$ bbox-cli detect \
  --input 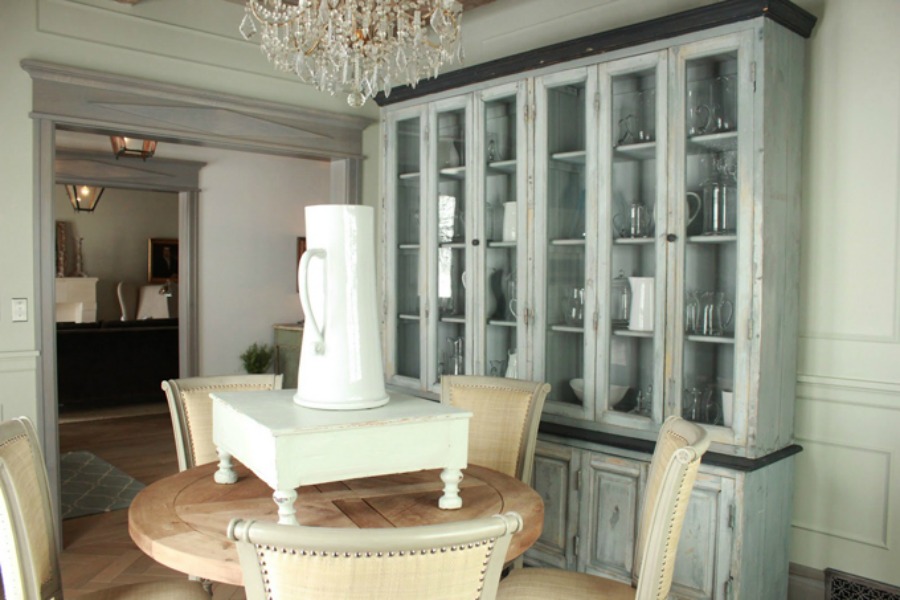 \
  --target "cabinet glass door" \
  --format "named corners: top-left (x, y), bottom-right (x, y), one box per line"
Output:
top-left (430, 99), bottom-right (471, 387)
top-left (674, 35), bottom-right (751, 444)
top-left (478, 82), bottom-right (526, 379)
top-left (390, 112), bottom-right (425, 384)
top-left (599, 54), bottom-right (667, 428)
top-left (536, 69), bottom-right (596, 418)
